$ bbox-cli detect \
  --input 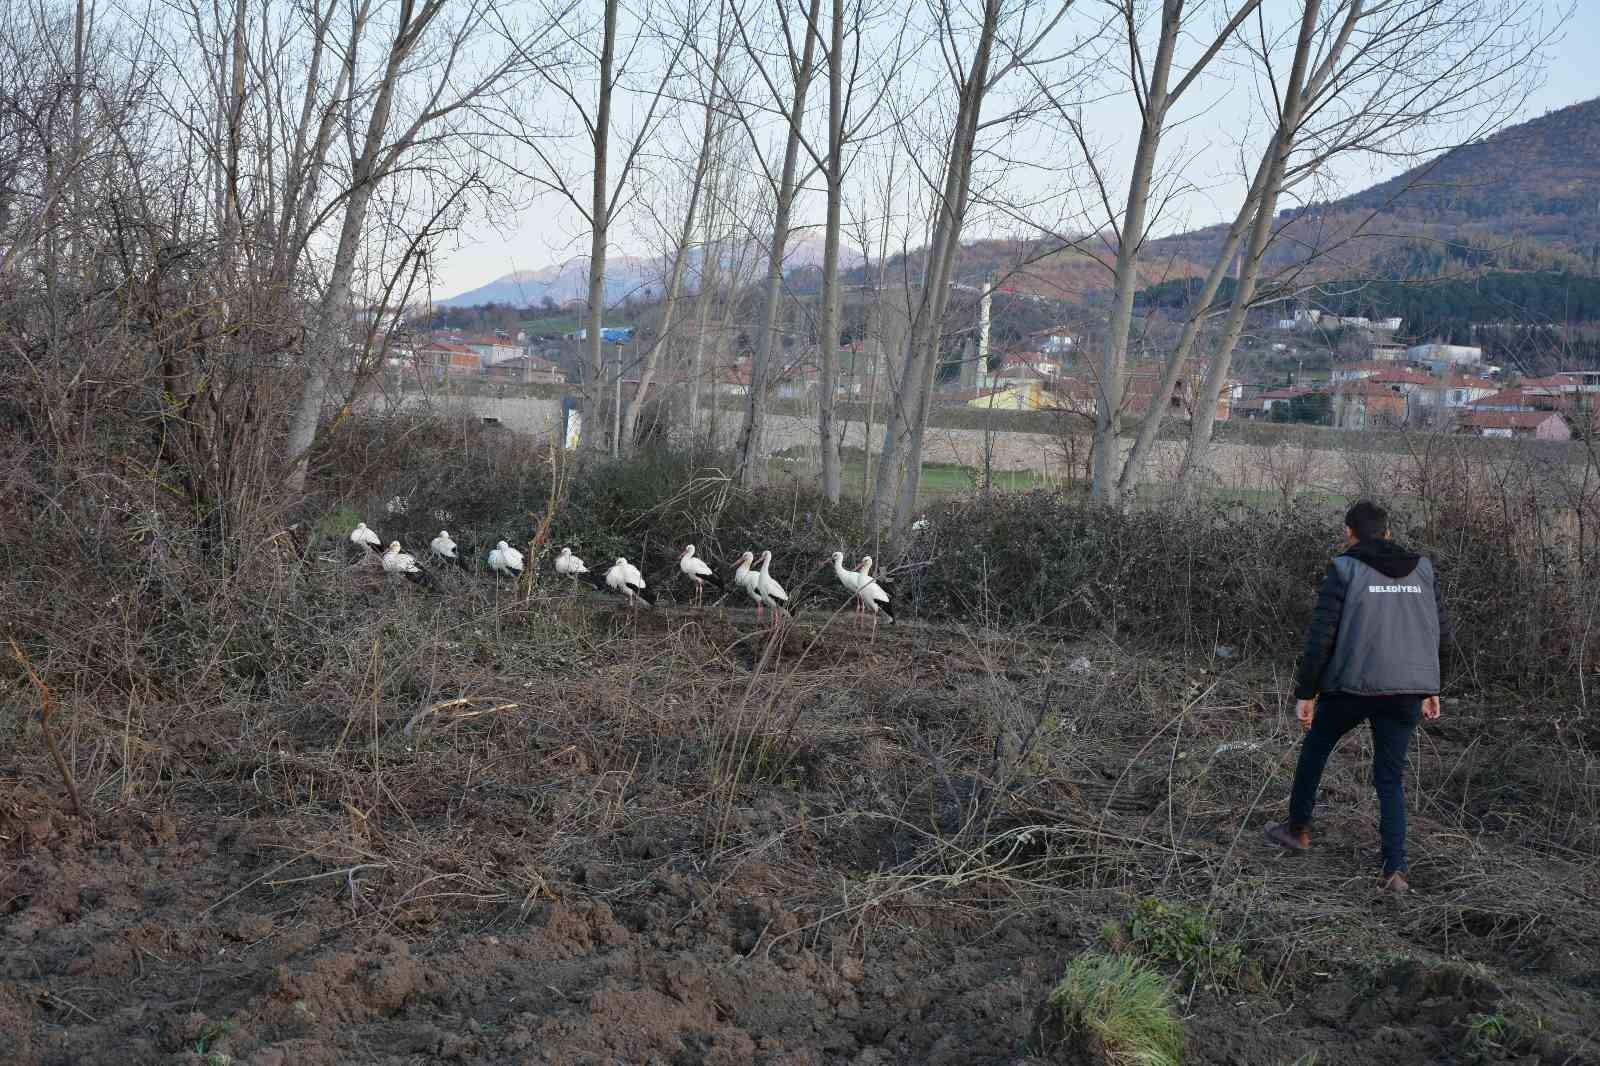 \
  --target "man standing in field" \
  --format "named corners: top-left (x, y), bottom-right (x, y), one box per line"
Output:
top-left (1265, 500), bottom-right (1443, 894)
